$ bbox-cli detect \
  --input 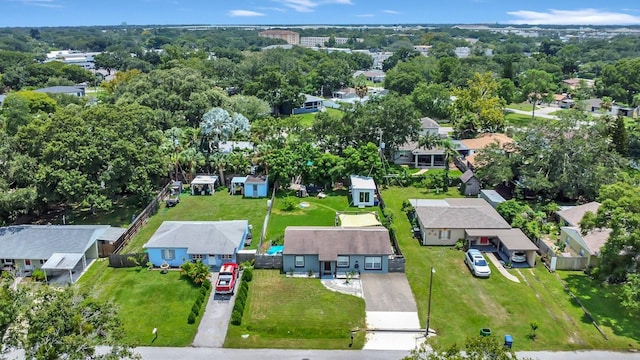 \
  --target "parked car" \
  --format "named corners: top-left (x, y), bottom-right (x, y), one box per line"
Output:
top-left (464, 249), bottom-right (491, 278)
top-left (215, 263), bottom-right (239, 295)
top-left (511, 251), bottom-right (527, 263)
